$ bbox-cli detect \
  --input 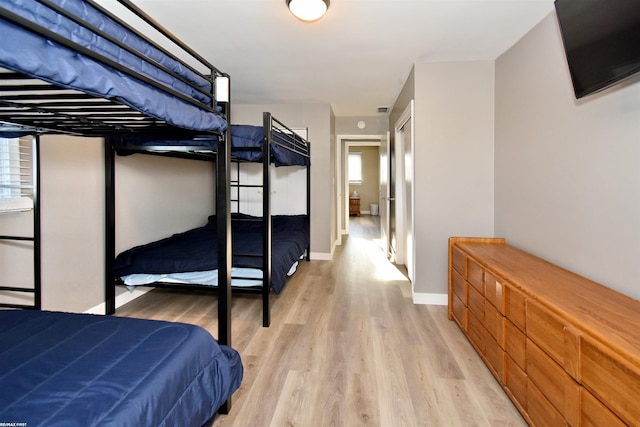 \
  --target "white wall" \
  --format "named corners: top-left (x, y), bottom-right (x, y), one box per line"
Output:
top-left (115, 154), bottom-right (214, 253)
top-left (0, 136), bottom-right (104, 311)
top-left (40, 136), bottom-right (104, 312)
top-left (335, 116), bottom-right (389, 135)
top-left (495, 13), bottom-right (640, 300)
top-left (412, 61), bottom-right (495, 298)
